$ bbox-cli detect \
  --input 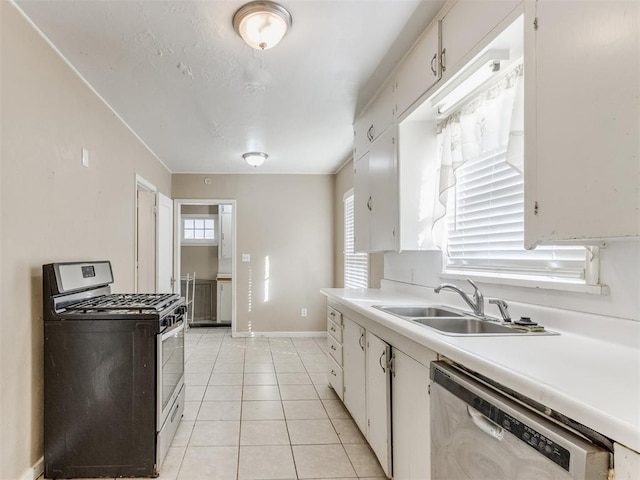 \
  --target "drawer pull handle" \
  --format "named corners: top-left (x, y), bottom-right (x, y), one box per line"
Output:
top-left (330, 326), bottom-right (336, 332)
top-left (331, 370), bottom-right (337, 377)
top-left (430, 53), bottom-right (437, 76)
top-left (330, 311), bottom-right (335, 318)
top-left (330, 345), bottom-right (336, 351)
